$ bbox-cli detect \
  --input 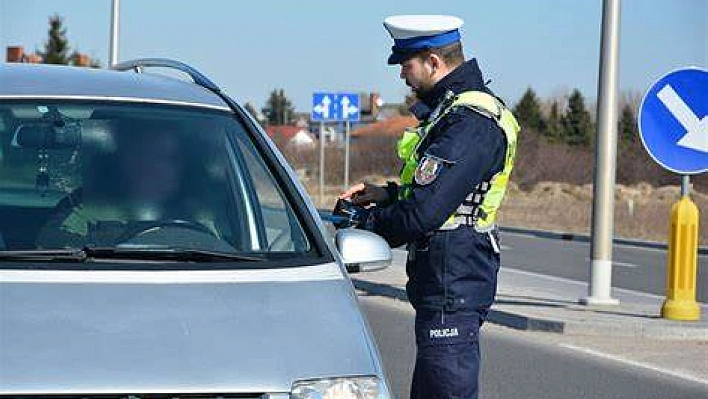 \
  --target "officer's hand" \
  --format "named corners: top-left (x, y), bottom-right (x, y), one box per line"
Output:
top-left (332, 198), bottom-right (371, 229)
top-left (339, 182), bottom-right (389, 206)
